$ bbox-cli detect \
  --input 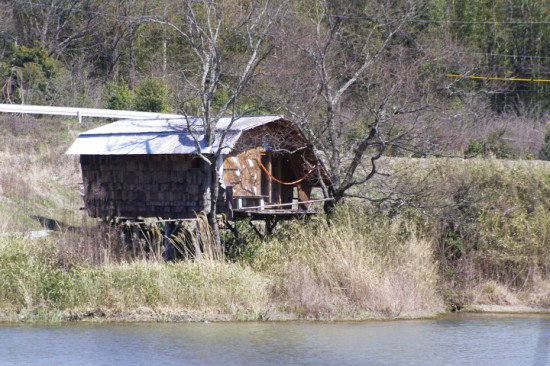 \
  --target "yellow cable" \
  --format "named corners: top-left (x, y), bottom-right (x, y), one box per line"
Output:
top-left (445, 73), bottom-right (550, 83)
